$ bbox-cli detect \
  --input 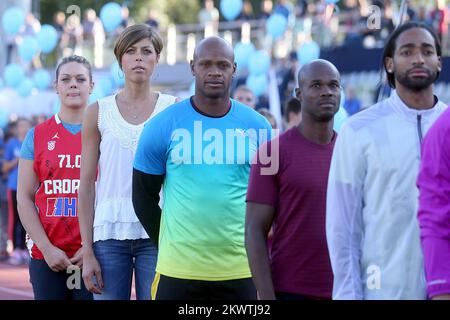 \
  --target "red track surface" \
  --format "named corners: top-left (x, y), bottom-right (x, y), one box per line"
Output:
top-left (0, 262), bottom-right (33, 300)
top-left (0, 262), bottom-right (137, 300)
